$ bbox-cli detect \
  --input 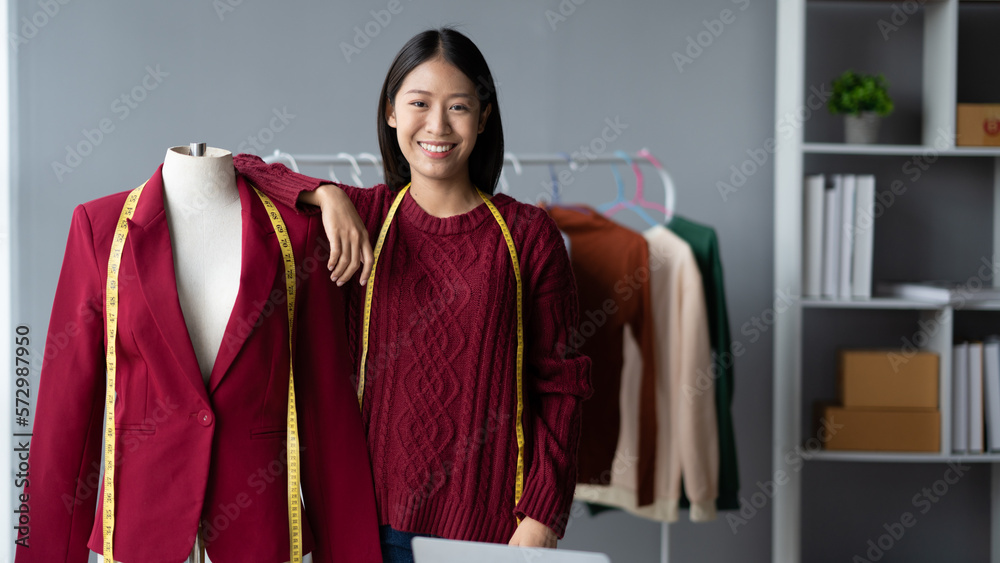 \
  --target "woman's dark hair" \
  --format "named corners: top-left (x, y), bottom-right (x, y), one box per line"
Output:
top-left (377, 27), bottom-right (504, 194)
